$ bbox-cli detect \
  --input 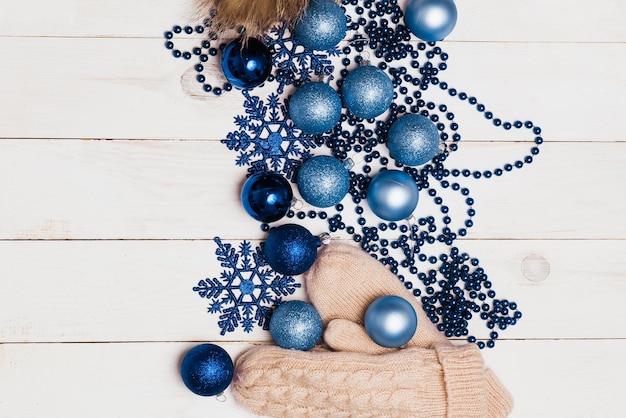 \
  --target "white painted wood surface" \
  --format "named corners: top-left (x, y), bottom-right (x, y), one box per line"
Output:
top-left (1, 0), bottom-right (625, 417)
